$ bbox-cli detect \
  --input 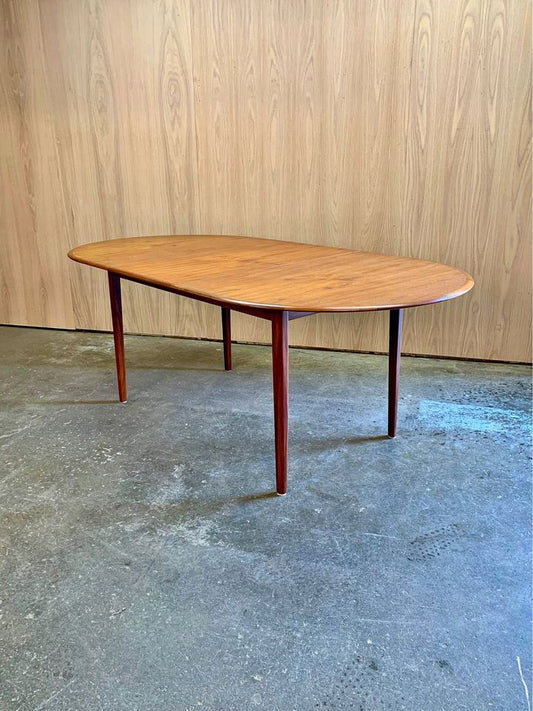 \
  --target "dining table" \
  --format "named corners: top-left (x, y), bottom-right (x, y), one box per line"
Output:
top-left (68, 235), bottom-right (474, 495)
